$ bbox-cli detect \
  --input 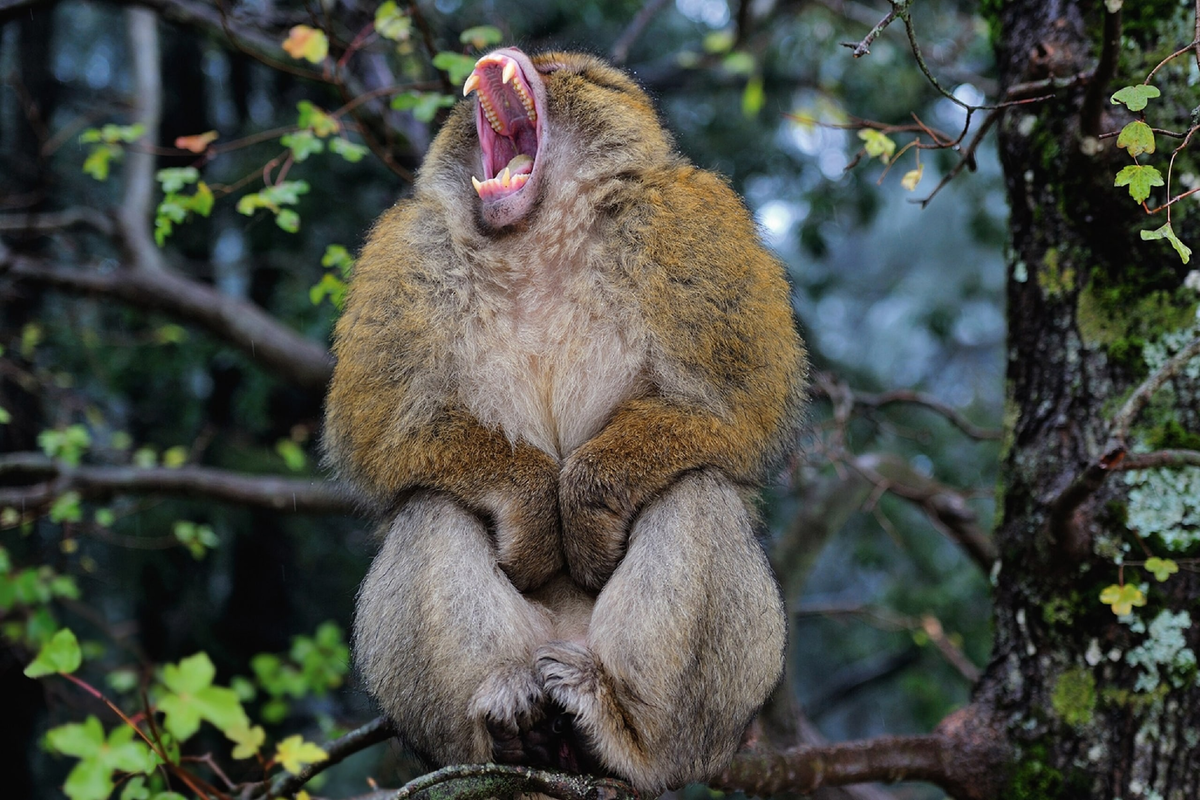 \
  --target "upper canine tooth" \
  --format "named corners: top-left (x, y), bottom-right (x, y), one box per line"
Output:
top-left (463, 73), bottom-right (481, 96)
top-left (502, 61), bottom-right (517, 85)
top-left (471, 176), bottom-right (483, 194)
